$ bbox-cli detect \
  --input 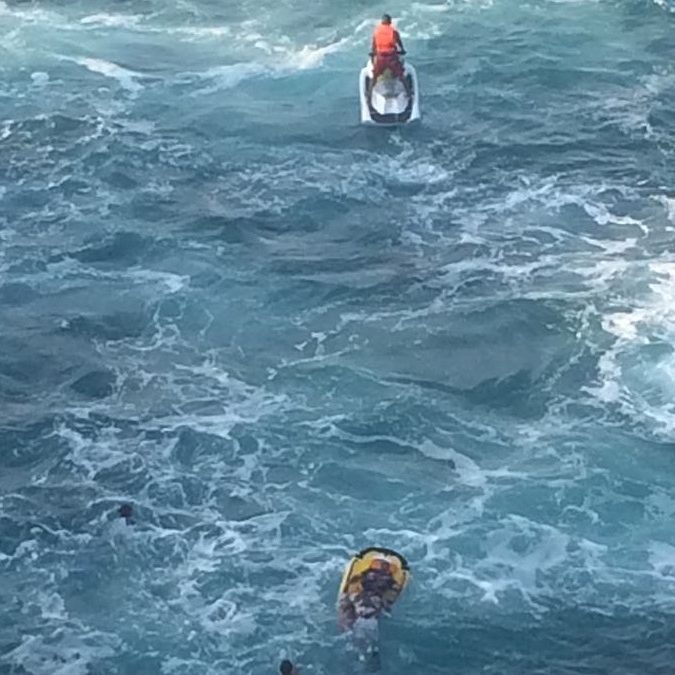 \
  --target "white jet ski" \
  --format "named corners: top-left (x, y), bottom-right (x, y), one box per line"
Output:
top-left (359, 56), bottom-right (420, 126)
